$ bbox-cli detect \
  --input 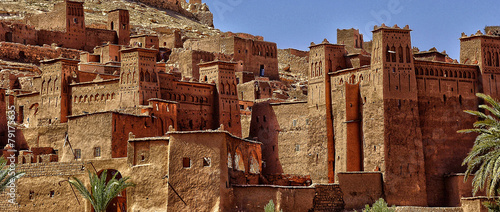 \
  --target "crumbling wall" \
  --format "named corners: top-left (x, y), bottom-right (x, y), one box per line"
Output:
top-left (84, 28), bottom-right (117, 52)
top-left (278, 48), bottom-right (309, 78)
top-left (232, 185), bottom-right (315, 211)
top-left (70, 79), bottom-right (120, 115)
top-left (0, 42), bottom-right (81, 64)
